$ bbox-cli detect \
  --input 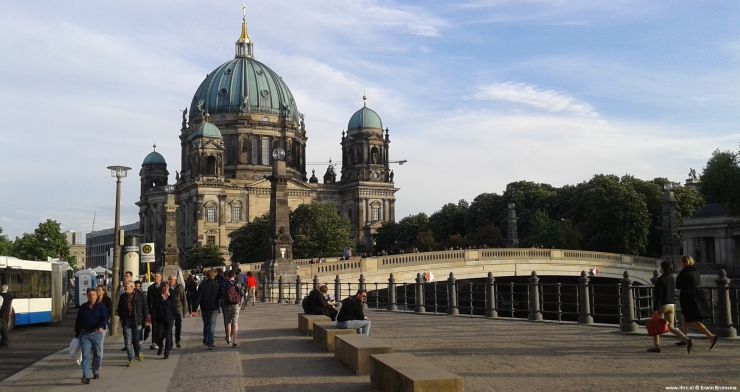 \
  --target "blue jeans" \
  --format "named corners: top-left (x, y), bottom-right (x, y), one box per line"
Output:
top-left (337, 320), bottom-right (371, 335)
top-left (202, 310), bottom-right (218, 346)
top-left (80, 331), bottom-right (104, 378)
top-left (122, 319), bottom-right (141, 360)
